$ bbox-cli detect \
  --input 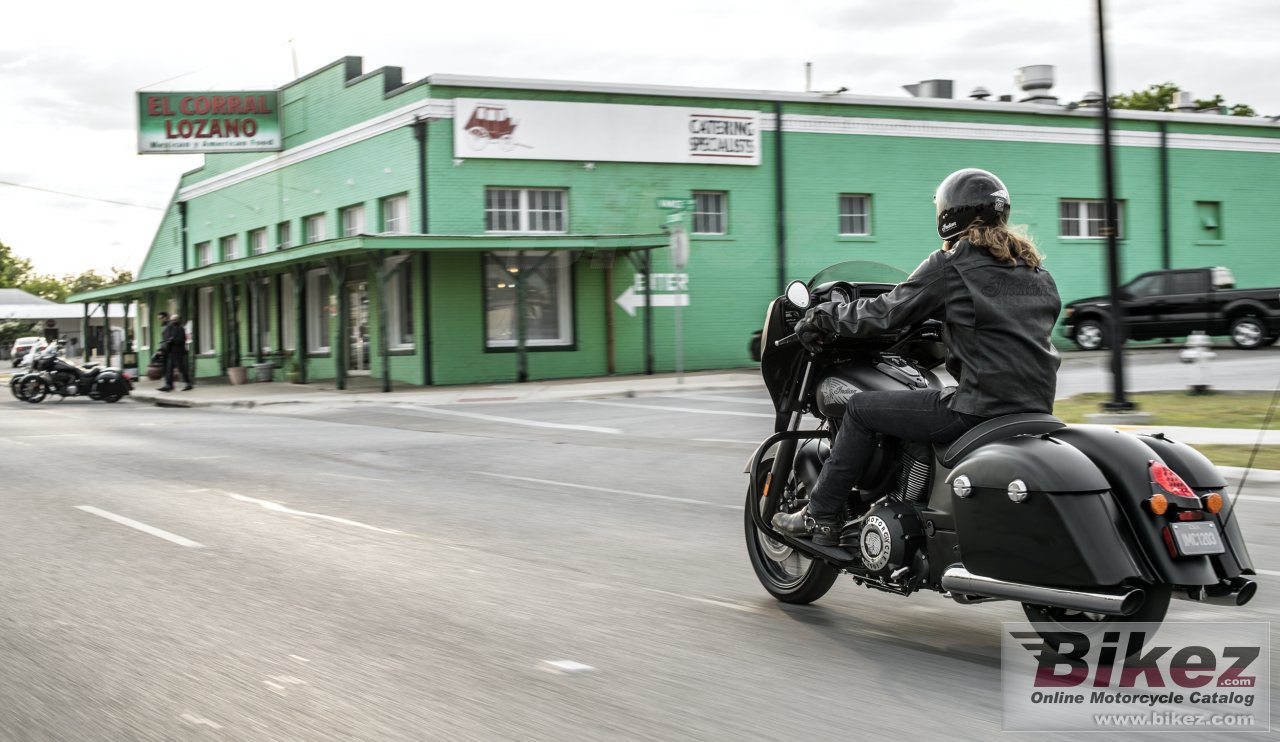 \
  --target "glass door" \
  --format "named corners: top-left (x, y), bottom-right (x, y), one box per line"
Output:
top-left (347, 281), bottom-right (370, 374)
